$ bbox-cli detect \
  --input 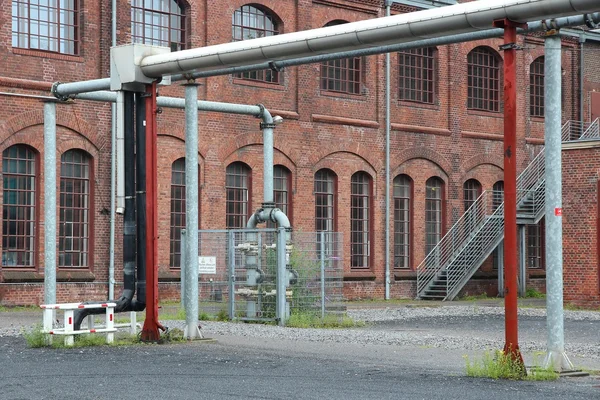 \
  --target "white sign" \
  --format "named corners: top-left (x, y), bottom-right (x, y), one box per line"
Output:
top-left (198, 256), bottom-right (216, 274)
